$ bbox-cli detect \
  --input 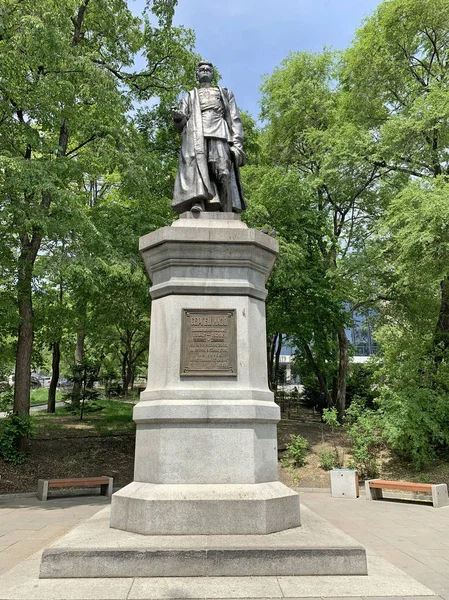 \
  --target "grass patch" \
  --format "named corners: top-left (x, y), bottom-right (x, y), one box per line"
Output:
top-left (30, 399), bottom-right (136, 438)
top-left (30, 388), bottom-right (63, 406)
top-left (1, 387), bottom-right (64, 409)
